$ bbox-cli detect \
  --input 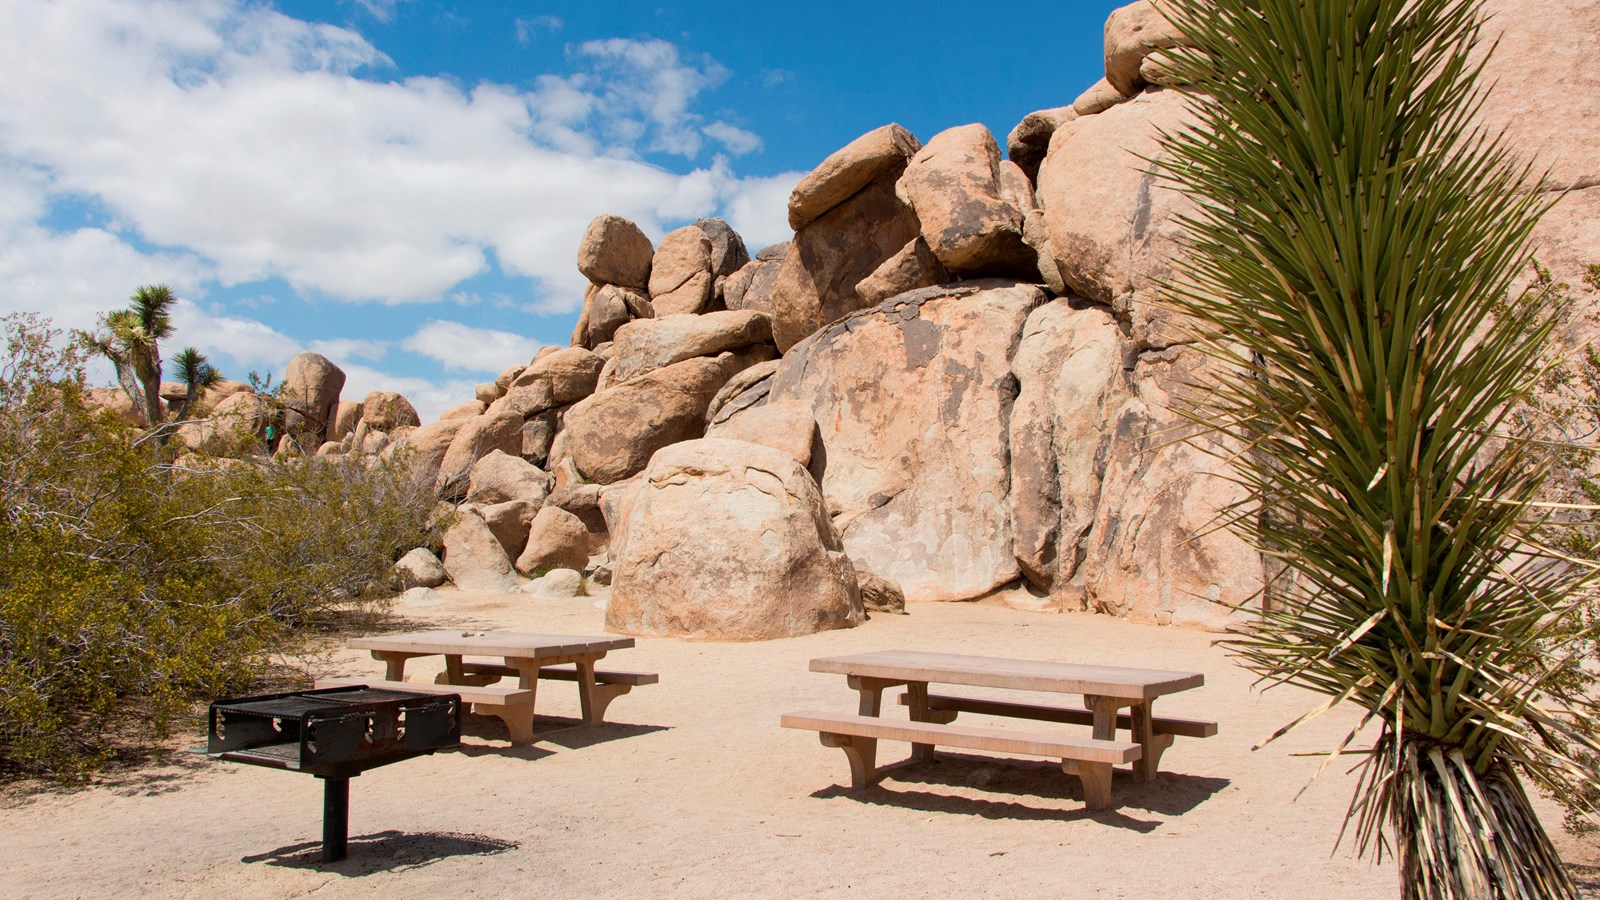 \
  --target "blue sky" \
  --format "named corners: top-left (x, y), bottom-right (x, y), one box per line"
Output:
top-left (1, 0), bottom-right (1121, 419)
